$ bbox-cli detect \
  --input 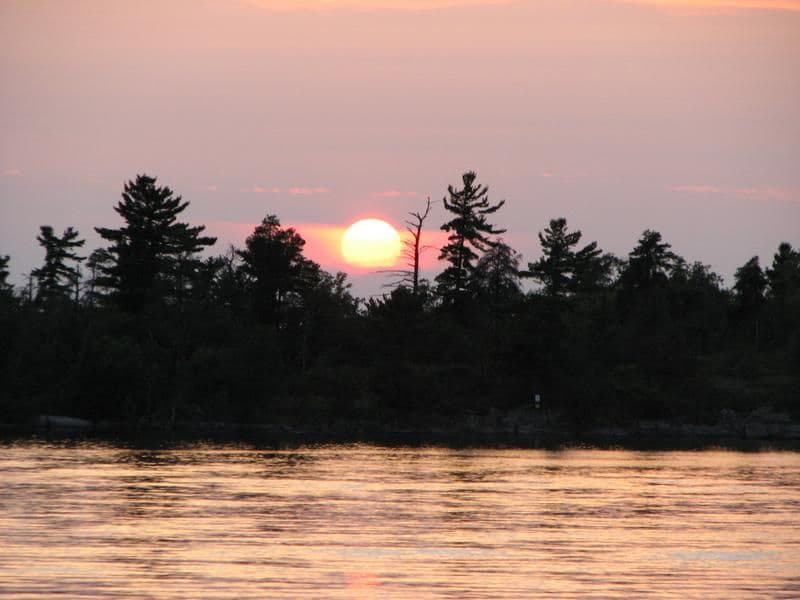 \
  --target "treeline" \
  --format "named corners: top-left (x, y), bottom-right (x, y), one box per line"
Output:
top-left (1, 172), bottom-right (798, 428)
